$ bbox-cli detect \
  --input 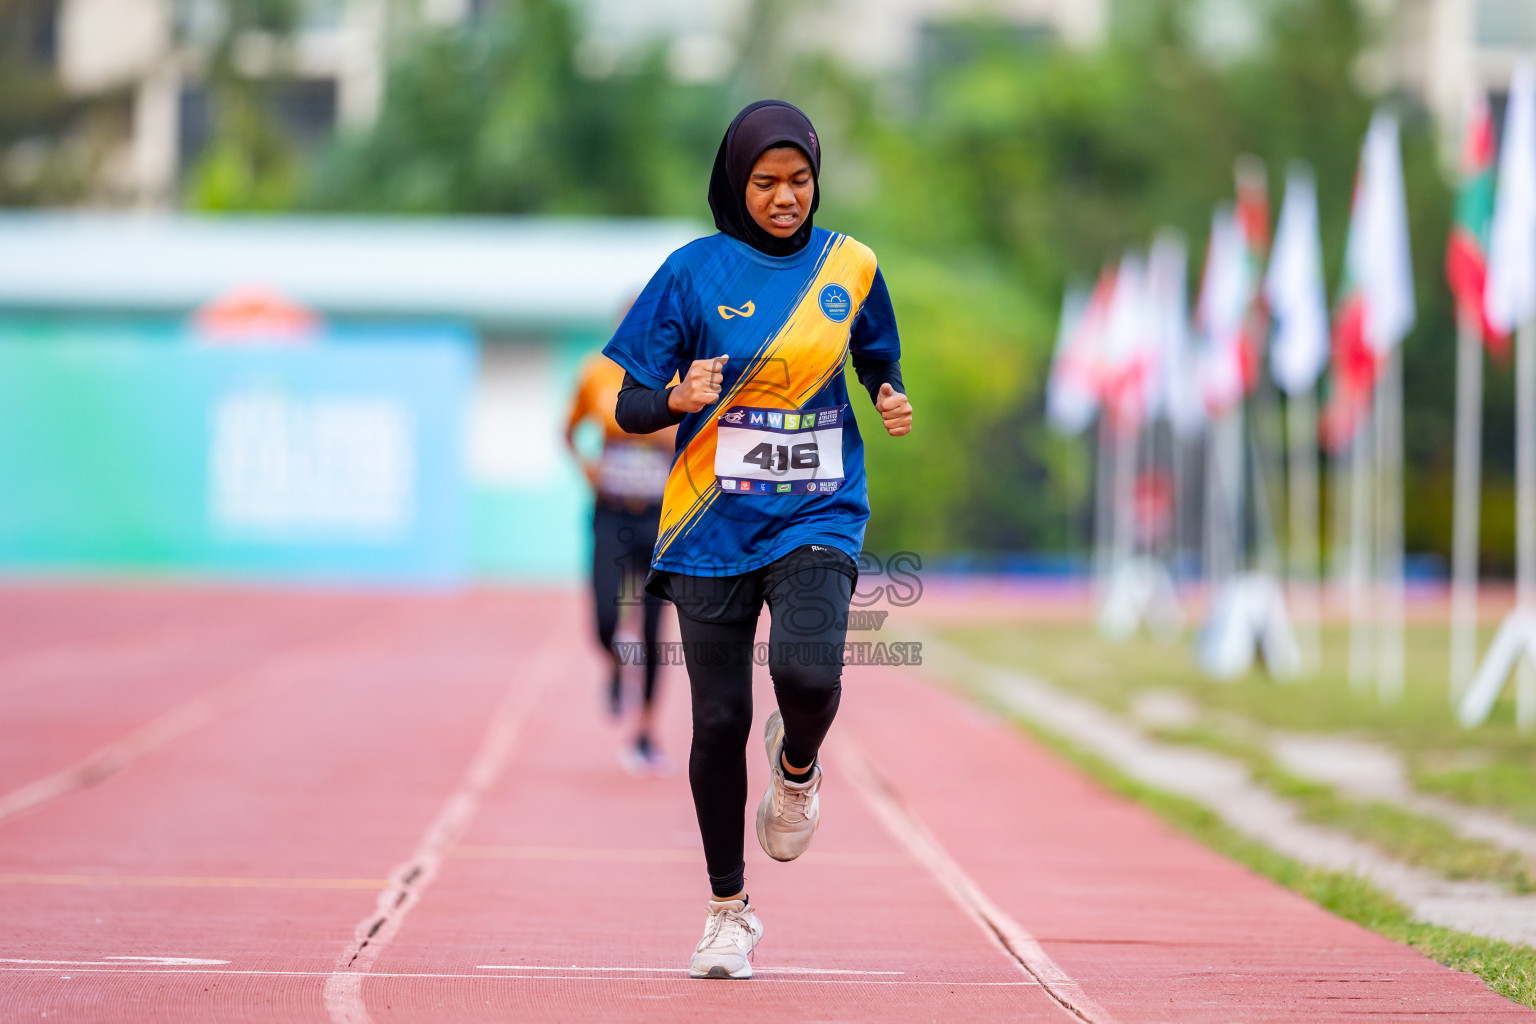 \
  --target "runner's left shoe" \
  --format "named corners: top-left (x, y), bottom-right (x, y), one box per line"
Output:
top-left (755, 710), bottom-right (821, 861)
top-left (689, 899), bottom-right (763, 979)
